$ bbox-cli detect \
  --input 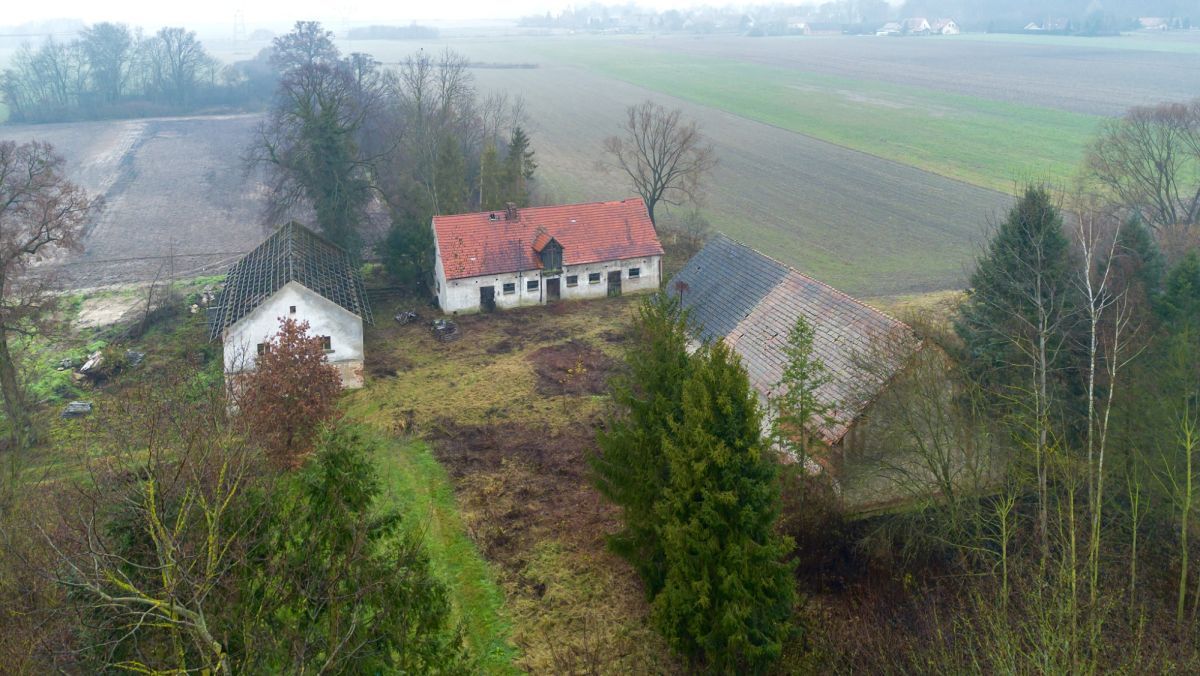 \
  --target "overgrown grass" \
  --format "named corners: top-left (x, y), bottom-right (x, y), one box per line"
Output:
top-left (537, 42), bottom-right (1100, 193)
top-left (364, 432), bottom-right (521, 673)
